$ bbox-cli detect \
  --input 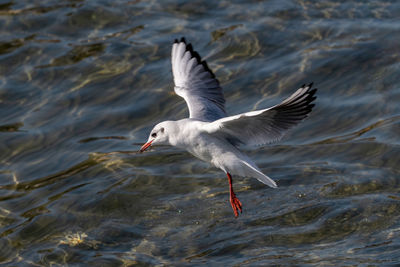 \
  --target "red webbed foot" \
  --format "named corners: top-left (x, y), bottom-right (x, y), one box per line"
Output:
top-left (227, 172), bottom-right (243, 218)
top-left (230, 192), bottom-right (242, 217)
